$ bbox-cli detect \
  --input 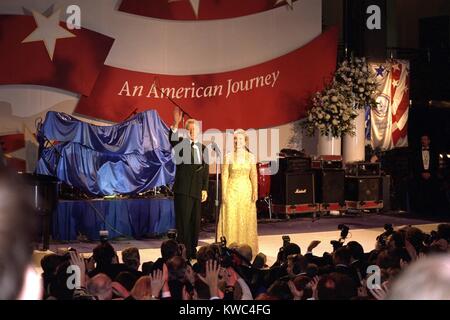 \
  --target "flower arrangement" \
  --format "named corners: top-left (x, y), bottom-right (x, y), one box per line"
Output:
top-left (302, 56), bottom-right (378, 138)
top-left (302, 84), bottom-right (358, 138)
top-left (334, 56), bottom-right (378, 110)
